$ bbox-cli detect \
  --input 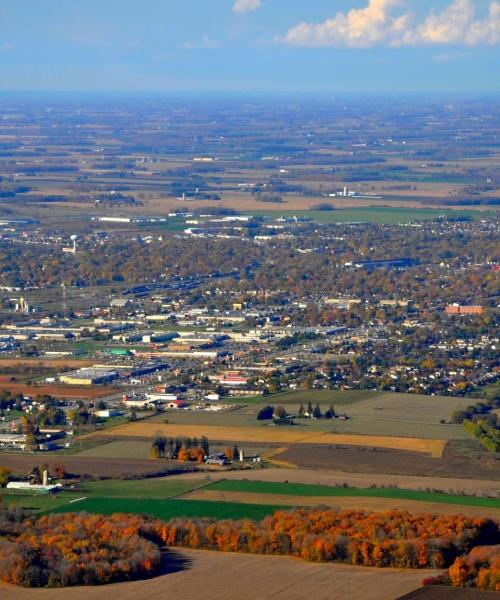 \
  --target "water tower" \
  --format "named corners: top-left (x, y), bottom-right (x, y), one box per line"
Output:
top-left (70, 234), bottom-right (78, 253)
